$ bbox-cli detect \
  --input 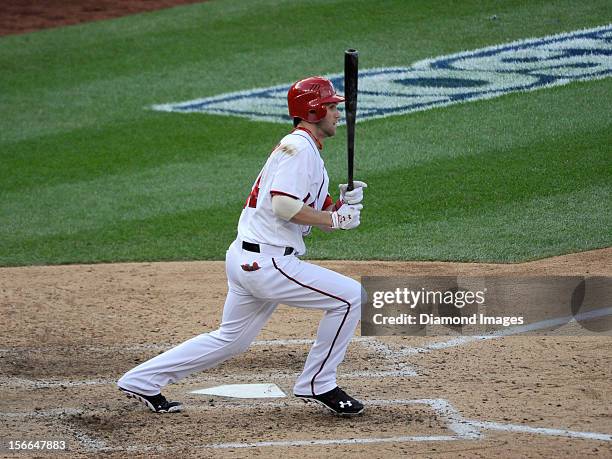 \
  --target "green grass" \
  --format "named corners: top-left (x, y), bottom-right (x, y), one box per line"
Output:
top-left (1, 0), bottom-right (611, 266)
